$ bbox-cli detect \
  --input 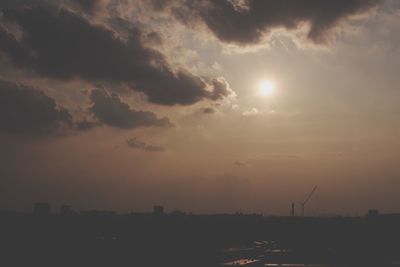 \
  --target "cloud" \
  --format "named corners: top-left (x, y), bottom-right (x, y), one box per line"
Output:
top-left (205, 77), bottom-right (235, 100)
top-left (0, 80), bottom-right (174, 135)
top-left (0, 0), bottom-right (47, 9)
top-left (172, 0), bottom-right (382, 44)
top-left (126, 138), bottom-right (165, 152)
top-left (234, 161), bottom-right (246, 167)
top-left (69, 0), bottom-right (104, 14)
top-left (200, 107), bottom-right (216, 114)
top-left (147, 0), bottom-right (174, 12)
top-left (242, 108), bottom-right (260, 116)
top-left (0, 79), bottom-right (72, 135)
top-left (0, 4), bottom-right (234, 105)
top-left (75, 119), bottom-right (100, 131)
top-left (89, 88), bottom-right (173, 129)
